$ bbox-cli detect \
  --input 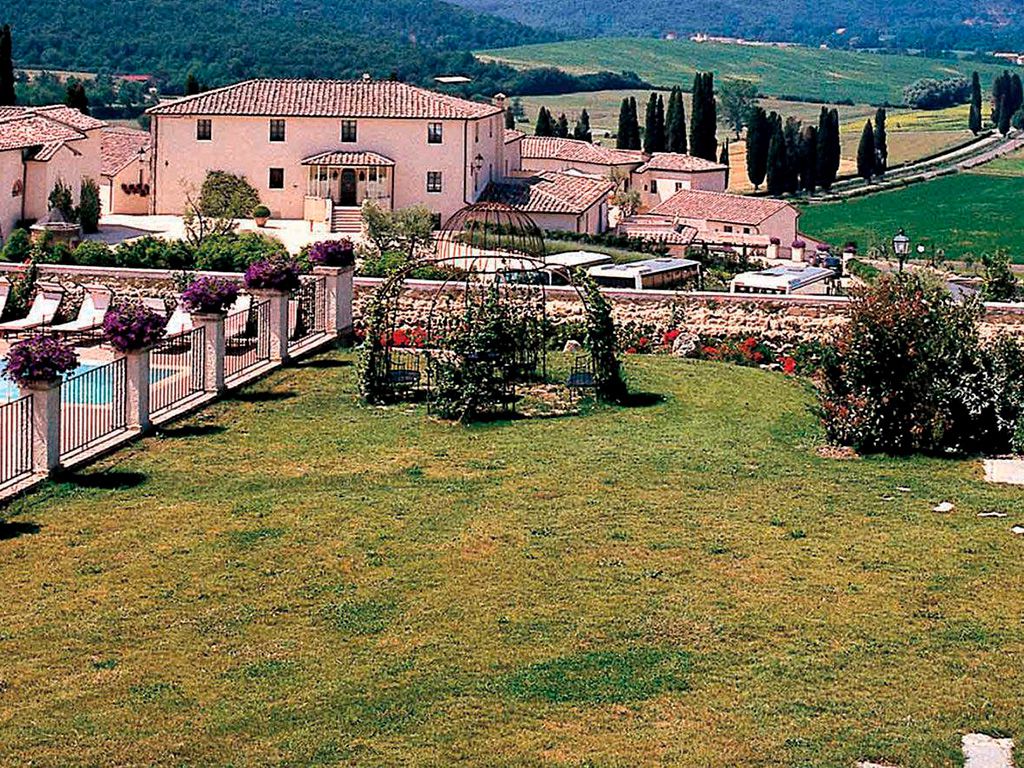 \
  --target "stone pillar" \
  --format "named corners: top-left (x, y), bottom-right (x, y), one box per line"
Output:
top-left (250, 289), bottom-right (290, 364)
top-left (191, 311), bottom-right (226, 393)
top-left (124, 349), bottom-right (152, 431)
top-left (791, 242), bottom-right (806, 263)
top-left (18, 378), bottom-right (61, 474)
top-left (313, 264), bottom-right (355, 339)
